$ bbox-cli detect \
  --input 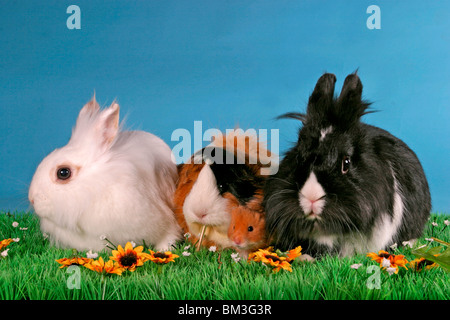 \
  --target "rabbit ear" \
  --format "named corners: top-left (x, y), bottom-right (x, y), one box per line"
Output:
top-left (277, 73), bottom-right (336, 125)
top-left (79, 93), bottom-right (100, 119)
top-left (301, 73), bottom-right (337, 126)
top-left (97, 102), bottom-right (120, 149)
top-left (338, 72), bottom-right (363, 106)
top-left (306, 73), bottom-right (336, 117)
top-left (337, 72), bottom-right (372, 125)
top-left (309, 73), bottom-right (337, 104)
